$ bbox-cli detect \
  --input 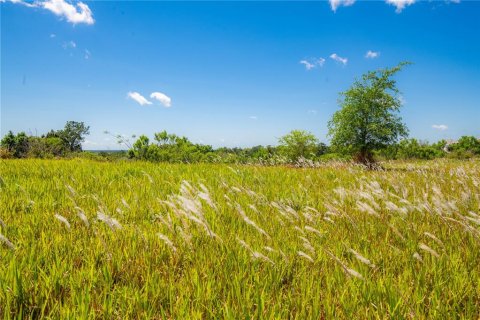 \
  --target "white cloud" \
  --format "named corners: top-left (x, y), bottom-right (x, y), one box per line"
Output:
top-left (127, 92), bottom-right (152, 106)
top-left (329, 53), bottom-right (348, 66)
top-left (300, 60), bottom-right (315, 71)
top-left (50, 33), bottom-right (56, 38)
top-left (385, 0), bottom-right (415, 13)
top-left (432, 124), bottom-right (448, 131)
top-left (308, 110), bottom-right (318, 114)
top-left (42, 0), bottom-right (94, 25)
top-left (150, 92), bottom-right (172, 107)
top-left (249, 116), bottom-right (258, 120)
top-left (329, 0), bottom-right (356, 12)
top-left (365, 50), bottom-right (380, 59)
top-left (84, 49), bottom-right (91, 59)
top-left (3, 0), bottom-right (94, 25)
top-left (299, 58), bottom-right (325, 70)
top-left (2, 0), bottom-right (36, 8)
